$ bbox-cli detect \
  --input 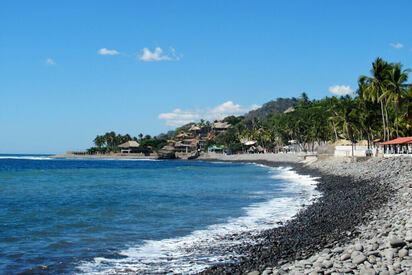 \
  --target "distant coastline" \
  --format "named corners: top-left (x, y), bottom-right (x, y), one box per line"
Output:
top-left (50, 153), bottom-right (158, 160)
